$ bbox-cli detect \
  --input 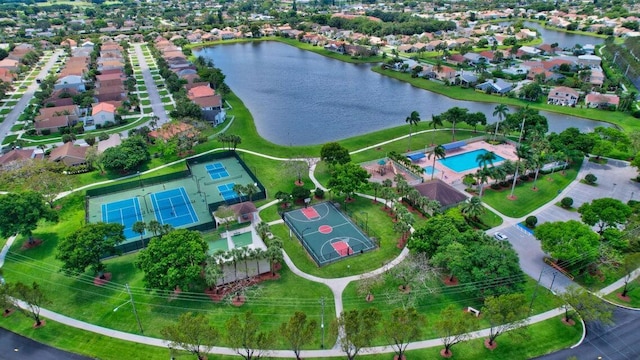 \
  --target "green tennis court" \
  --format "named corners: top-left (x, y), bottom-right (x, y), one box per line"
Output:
top-left (283, 202), bottom-right (376, 266)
